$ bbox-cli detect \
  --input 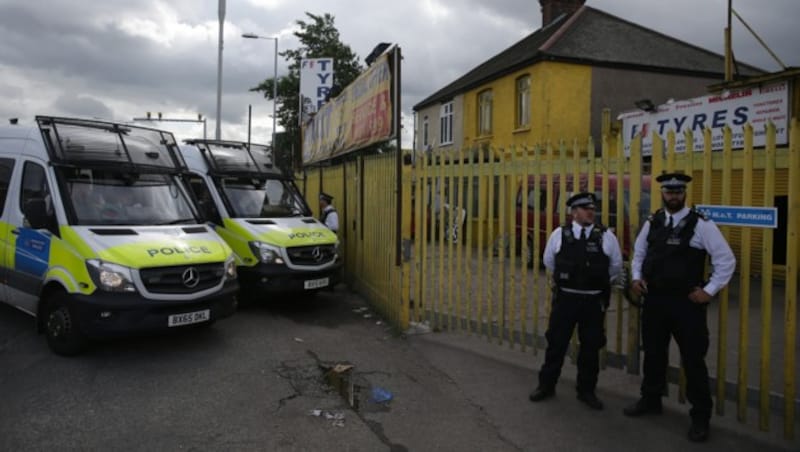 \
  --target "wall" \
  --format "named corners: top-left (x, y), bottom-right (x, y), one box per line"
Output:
top-left (462, 61), bottom-right (592, 150)
top-left (590, 67), bottom-right (720, 147)
top-left (414, 95), bottom-right (465, 154)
